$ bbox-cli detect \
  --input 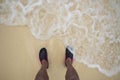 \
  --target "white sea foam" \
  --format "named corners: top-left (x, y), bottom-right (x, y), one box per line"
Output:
top-left (0, 0), bottom-right (120, 77)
